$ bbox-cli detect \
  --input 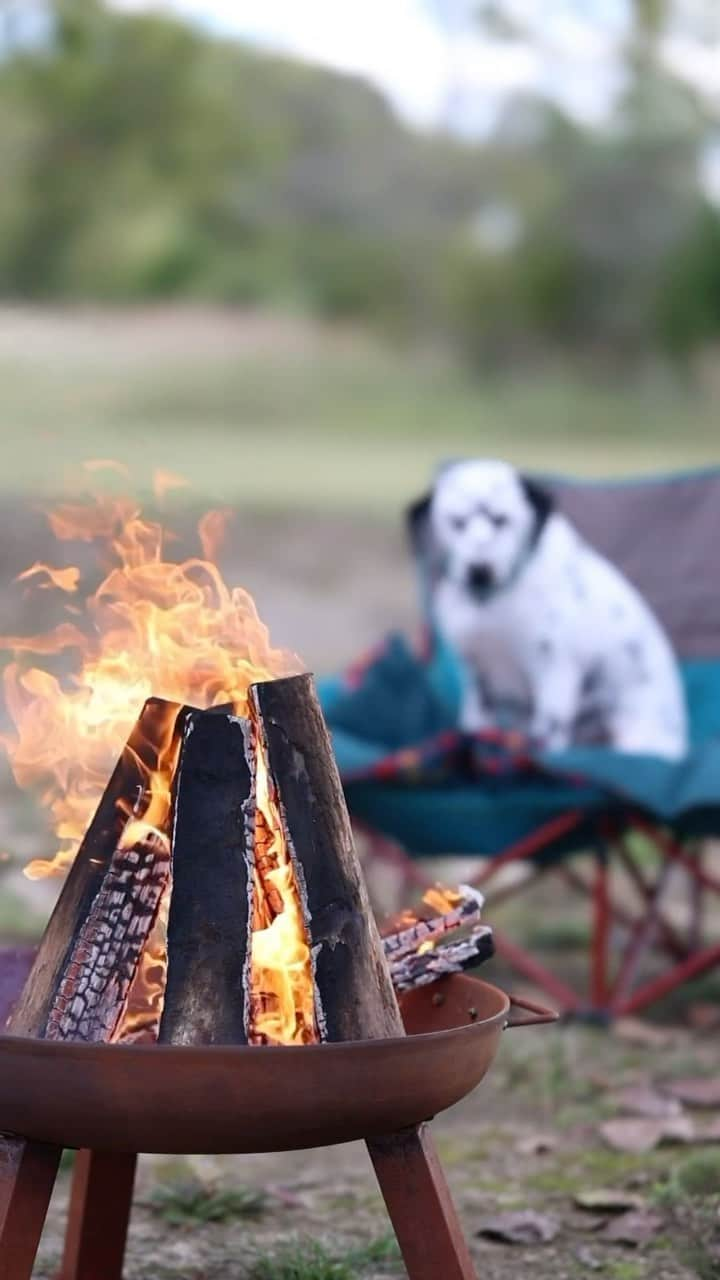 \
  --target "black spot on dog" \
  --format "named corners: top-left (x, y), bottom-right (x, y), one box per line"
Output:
top-left (536, 637), bottom-right (554, 659)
